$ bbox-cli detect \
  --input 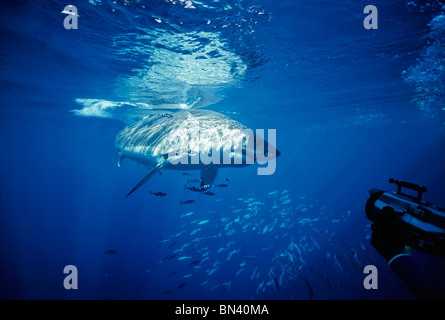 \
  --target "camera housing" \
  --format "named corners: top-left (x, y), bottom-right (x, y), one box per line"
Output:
top-left (366, 179), bottom-right (445, 257)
